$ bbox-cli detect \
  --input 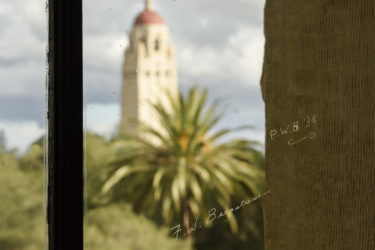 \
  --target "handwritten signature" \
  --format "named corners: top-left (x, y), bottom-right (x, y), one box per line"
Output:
top-left (170, 190), bottom-right (271, 239)
top-left (288, 132), bottom-right (316, 146)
